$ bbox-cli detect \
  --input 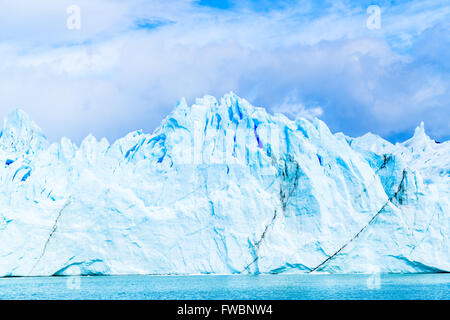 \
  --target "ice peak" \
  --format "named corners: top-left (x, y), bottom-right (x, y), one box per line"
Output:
top-left (195, 94), bottom-right (219, 108)
top-left (158, 93), bottom-right (261, 135)
top-left (221, 92), bottom-right (255, 113)
top-left (81, 133), bottom-right (98, 145)
top-left (1, 108), bottom-right (48, 152)
top-left (4, 108), bottom-right (34, 129)
top-left (402, 121), bottom-right (435, 152)
top-left (350, 131), bottom-right (395, 155)
top-left (192, 92), bottom-right (255, 114)
top-left (414, 121), bottom-right (426, 137)
top-left (174, 97), bottom-right (189, 113)
top-left (406, 122), bottom-right (428, 141)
